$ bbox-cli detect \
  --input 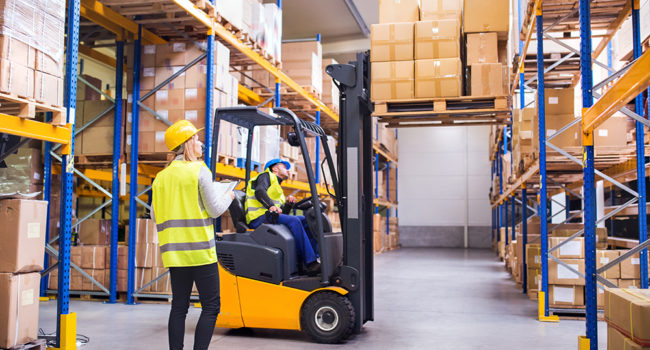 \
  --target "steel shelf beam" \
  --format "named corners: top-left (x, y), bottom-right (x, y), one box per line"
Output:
top-left (80, 0), bottom-right (166, 44)
top-left (0, 115), bottom-right (72, 145)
